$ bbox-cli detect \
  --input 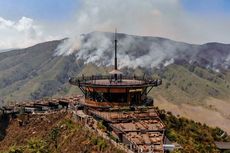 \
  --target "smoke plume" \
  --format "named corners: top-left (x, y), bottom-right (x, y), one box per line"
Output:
top-left (55, 0), bottom-right (182, 55)
top-left (55, 0), bottom-right (230, 70)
